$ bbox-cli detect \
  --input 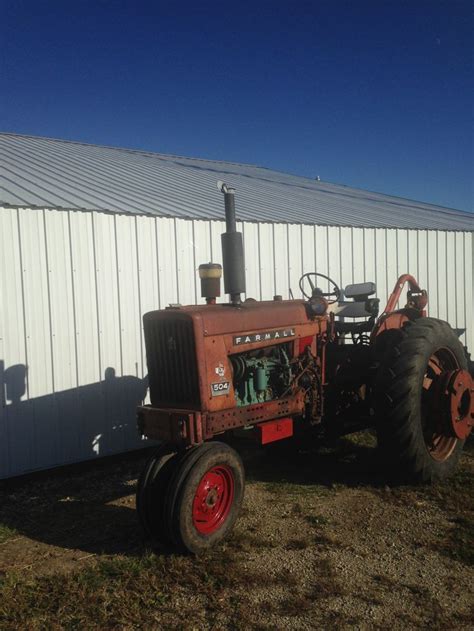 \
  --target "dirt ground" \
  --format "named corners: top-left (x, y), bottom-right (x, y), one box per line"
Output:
top-left (0, 433), bottom-right (473, 630)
